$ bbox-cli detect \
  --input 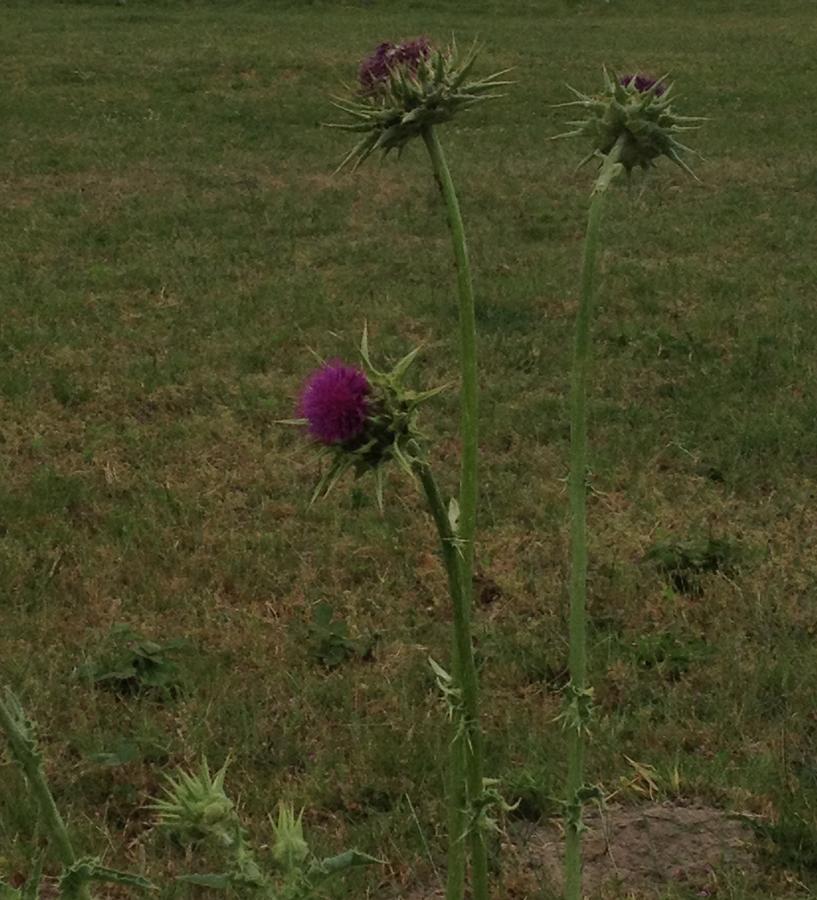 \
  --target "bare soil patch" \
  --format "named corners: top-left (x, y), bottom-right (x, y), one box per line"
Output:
top-left (403, 803), bottom-right (757, 899)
